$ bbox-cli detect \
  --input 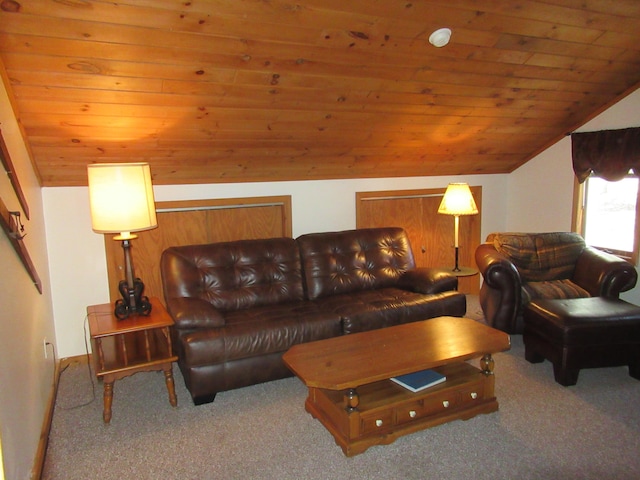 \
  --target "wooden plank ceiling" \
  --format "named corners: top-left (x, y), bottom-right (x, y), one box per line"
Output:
top-left (1, 0), bottom-right (639, 187)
